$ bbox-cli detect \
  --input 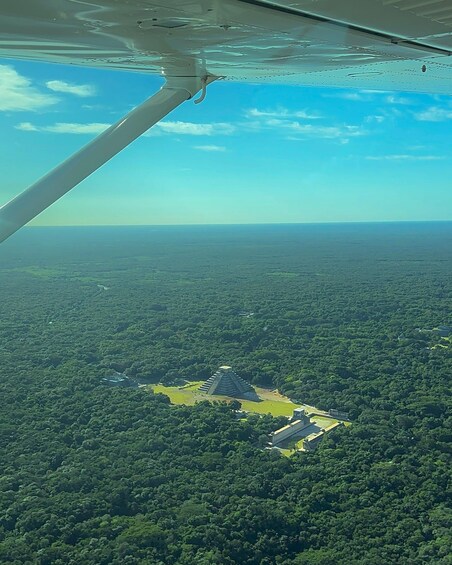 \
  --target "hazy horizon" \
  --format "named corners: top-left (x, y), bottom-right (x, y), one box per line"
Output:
top-left (13, 219), bottom-right (452, 230)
